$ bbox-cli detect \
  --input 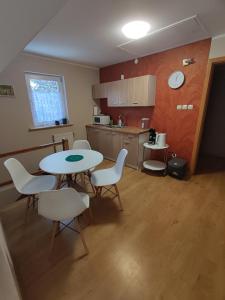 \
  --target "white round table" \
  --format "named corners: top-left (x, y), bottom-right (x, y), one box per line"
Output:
top-left (40, 149), bottom-right (103, 175)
